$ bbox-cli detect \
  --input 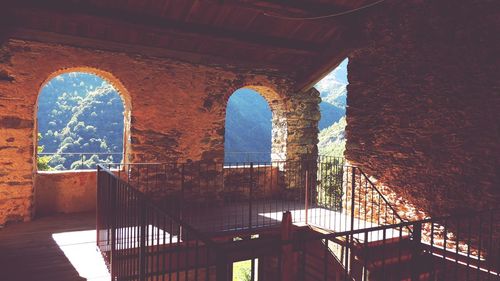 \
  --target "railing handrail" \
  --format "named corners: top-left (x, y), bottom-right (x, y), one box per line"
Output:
top-left (300, 208), bottom-right (499, 243)
top-left (97, 164), bottom-right (217, 247)
top-left (106, 159), bottom-right (408, 232)
top-left (358, 169), bottom-right (408, 224)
